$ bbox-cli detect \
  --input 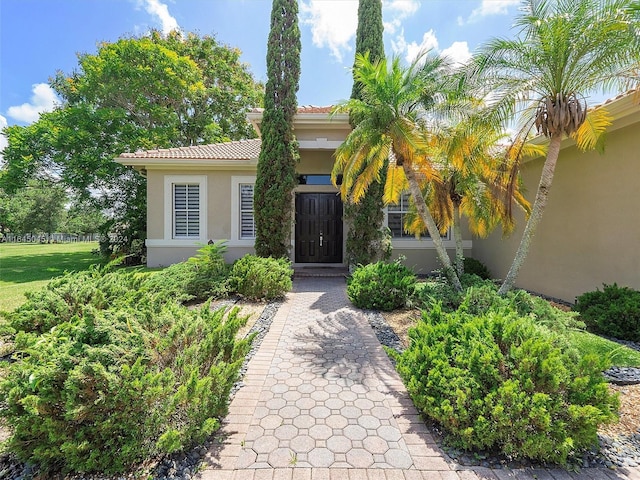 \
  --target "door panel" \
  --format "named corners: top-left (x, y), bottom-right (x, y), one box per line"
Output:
top-left (295, 193), bottom-right (343, 263)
